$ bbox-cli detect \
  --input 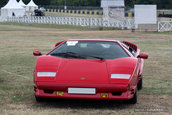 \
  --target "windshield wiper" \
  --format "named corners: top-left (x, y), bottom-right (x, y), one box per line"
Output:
top-left (51, 52), bottom-right (104, 60)
top-left (85, 55), bottom-right (104, 60)
top-left (50, 52), bottom-right (86, 59)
